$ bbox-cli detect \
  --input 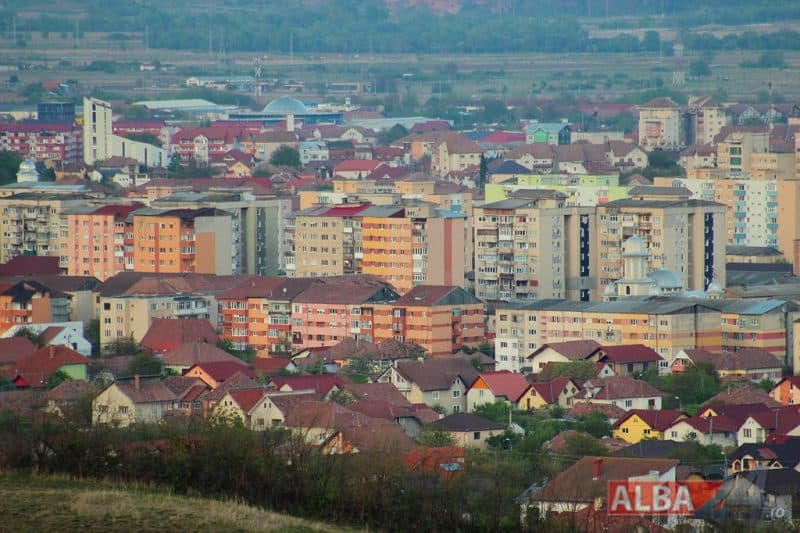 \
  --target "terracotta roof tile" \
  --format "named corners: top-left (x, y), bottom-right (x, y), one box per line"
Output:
top-left (140, 319), bottom-right (219, 354)
top-left (162, 342), bottom-right (242, 368)
top-left (0, 337), bottom-right (37, 364)
top-left (229, 388), bottom-right (268, 413)
top-left (612, 409), bottom-right (685, 432)
top-left (394, 356), bottom-right (478, 392)
top-left (600, 344), bottom-right (664, 364)
top-left (473, 371), bottom-right (530, 402)
top-left (528, 340), bottom-right (602, 361)
top-left (13, 346), bottom-right (88, 389)
top-left (582, 376), bottom-right (662, 400)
